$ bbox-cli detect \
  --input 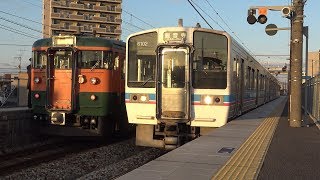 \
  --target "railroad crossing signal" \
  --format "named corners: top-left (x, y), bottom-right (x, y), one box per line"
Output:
top-left (247, 7), bottom-right (268, 24)
top-left (257, 8), bottom-right (268, 24)
top-left (247, 6), bottom-right (293, 25)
